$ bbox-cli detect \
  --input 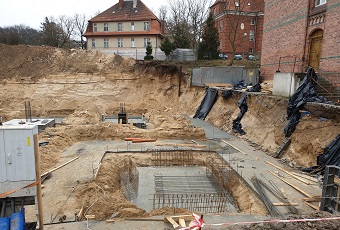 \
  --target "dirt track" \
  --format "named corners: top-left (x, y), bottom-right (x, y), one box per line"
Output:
top-left (1, 44), bottom-right (339, 228)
